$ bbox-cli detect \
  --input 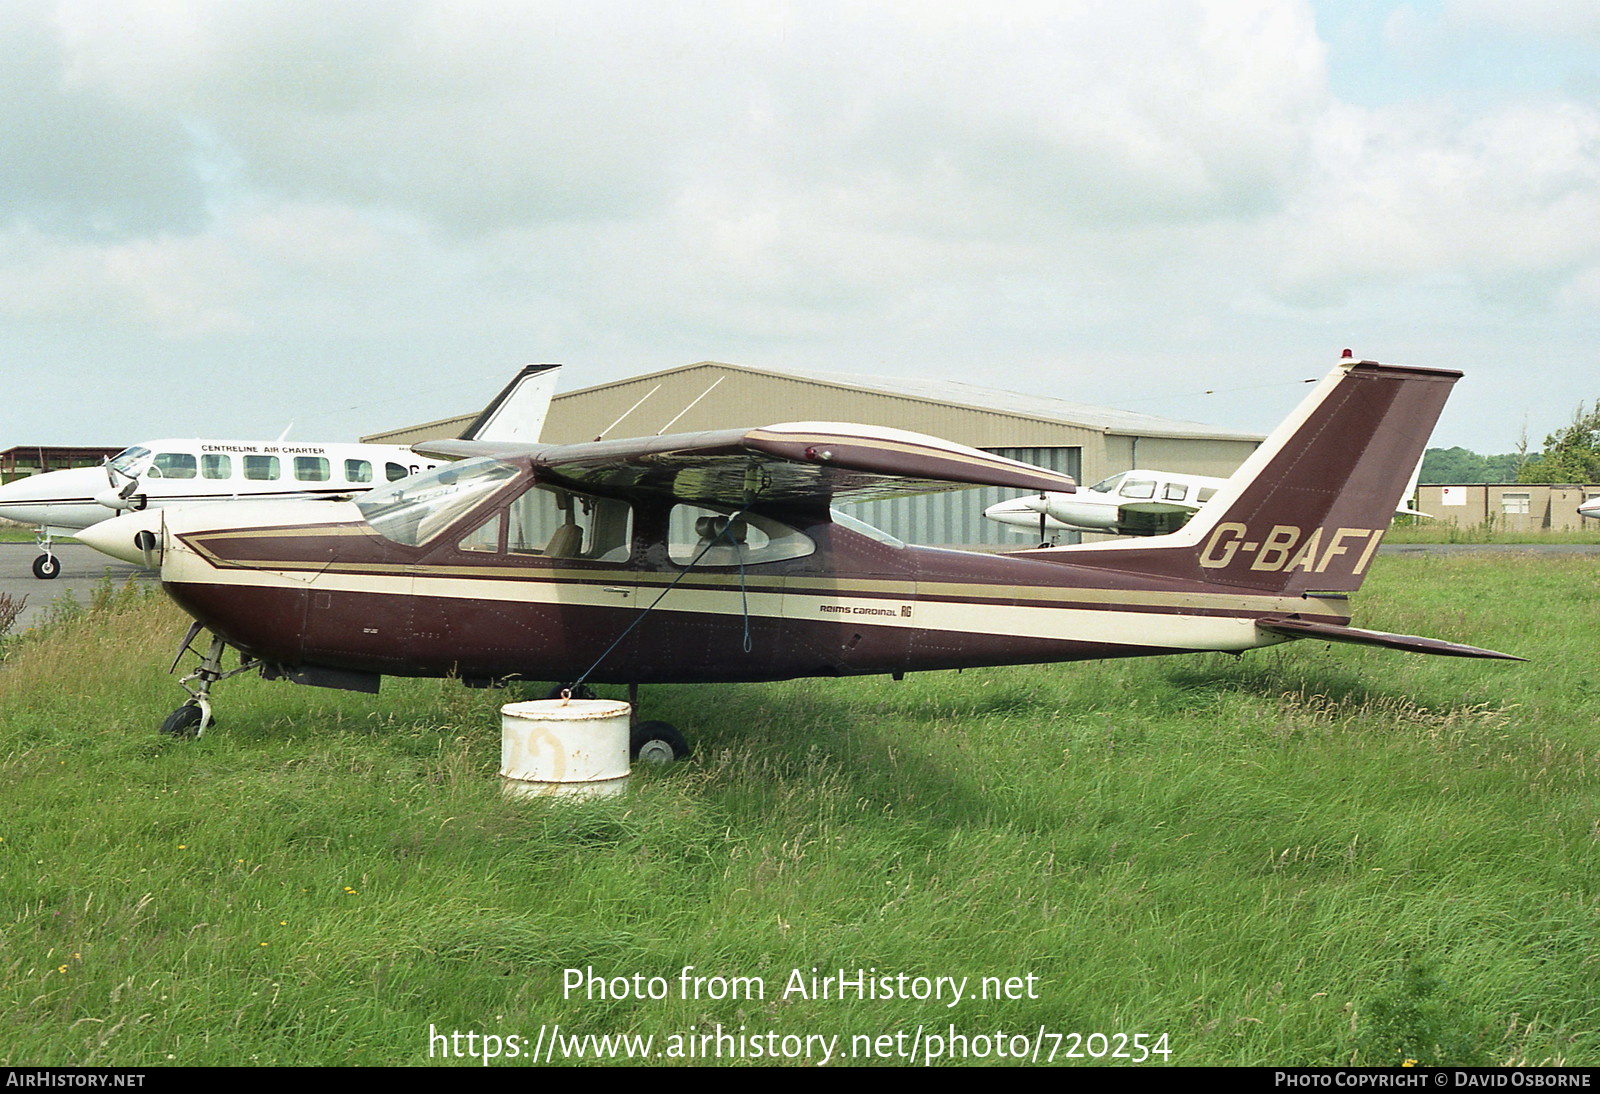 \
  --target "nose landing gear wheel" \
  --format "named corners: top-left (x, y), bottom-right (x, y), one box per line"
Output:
top-left (160, 703), bottom-right (213, 738)
top-left (32, 554), bottom-right (60, 579)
